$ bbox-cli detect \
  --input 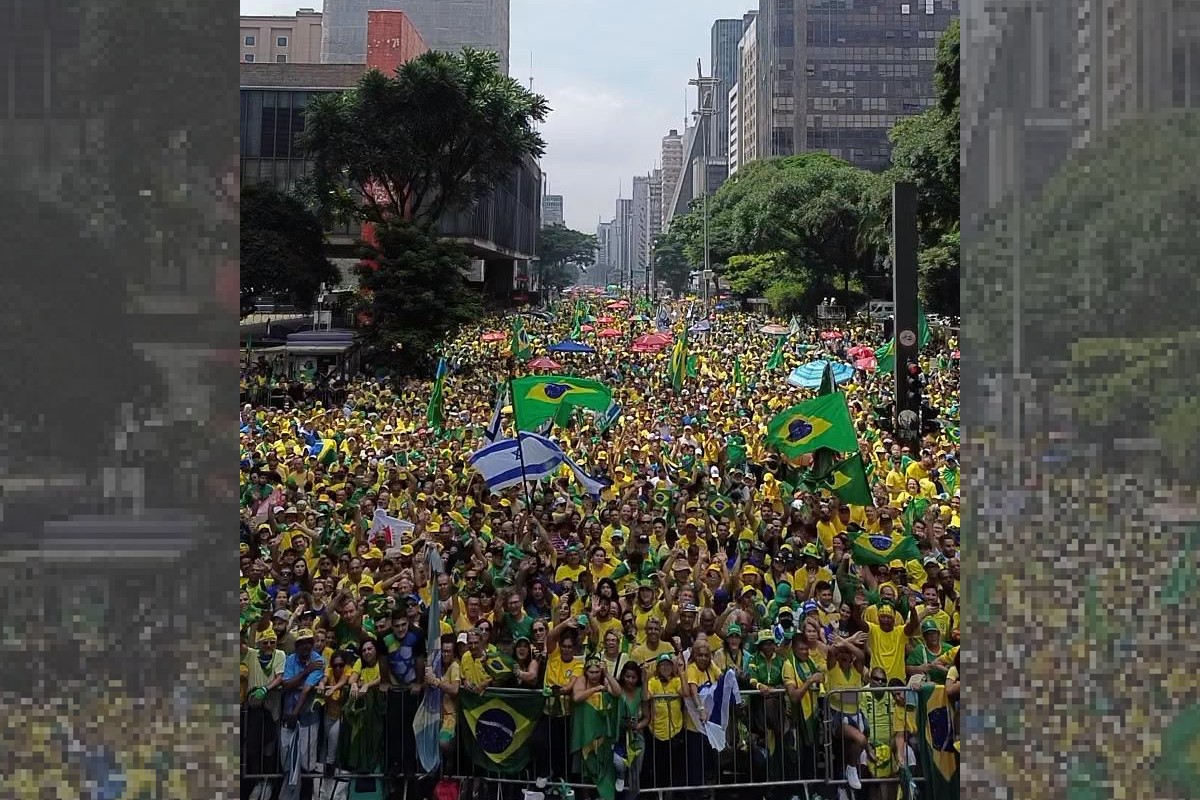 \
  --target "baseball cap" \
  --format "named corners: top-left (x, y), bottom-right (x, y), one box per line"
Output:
top-left (273, 610), bottom-right (292, 621)
top-left (756, 629), bottom-right (775, 644)
top-left (656, 653), bottom-right (675, 664)
top-left (727, 623), bottom-right (743, 636)
top-left (294, 628), bottom-right (315, 642)
top-left (888, 559), bottom-right (905, 569)
top-left (921, 619), bottom-right (940, 633)
top-left (456, 632), bottom-right (468, 645)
